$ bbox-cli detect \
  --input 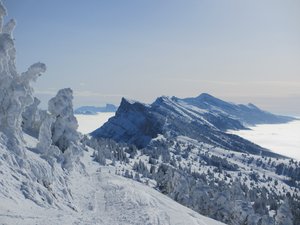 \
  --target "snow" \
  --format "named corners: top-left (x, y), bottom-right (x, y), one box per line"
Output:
top-left (0, 136), bottom-right (226, 225)
top-left (48, 88), bottom-right (80, 152)
top-left (229, 120), bottom-right (300, 160)
top-left (2, 0), bottom-right (298, 223)
top-left (76, 112), bottom-right (115, 134)
top-left (71, 148), bottom-right (226, 225)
